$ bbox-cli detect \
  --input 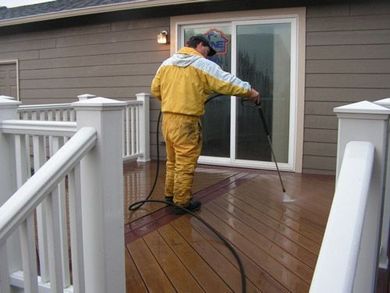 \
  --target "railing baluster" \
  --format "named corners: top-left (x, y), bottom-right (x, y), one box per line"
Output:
top-left (131, 106), bottom-right (136, 155)
top-left (70, 109), bottom-right (76, 121)
top-left (136, 106), bottom-right (140, 154)
top-left (0, 242), bottom-right (10, 293)
top-left (45, 187), bottom-right (64, 292)
top-left (15, 134), bottom-right (38, 292)
top-left (126, 106), bottom-right (130, 157)
top-left (51, 136), bottom-right (71, 287)
top-left (19, 218), bottom-right (38, 293)
top-left (63, 109), bottom-right (69, 121)
top-left (68, 164), bottom-right (85, 293)
top-left (33, 135), bottom-right (50, 282)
